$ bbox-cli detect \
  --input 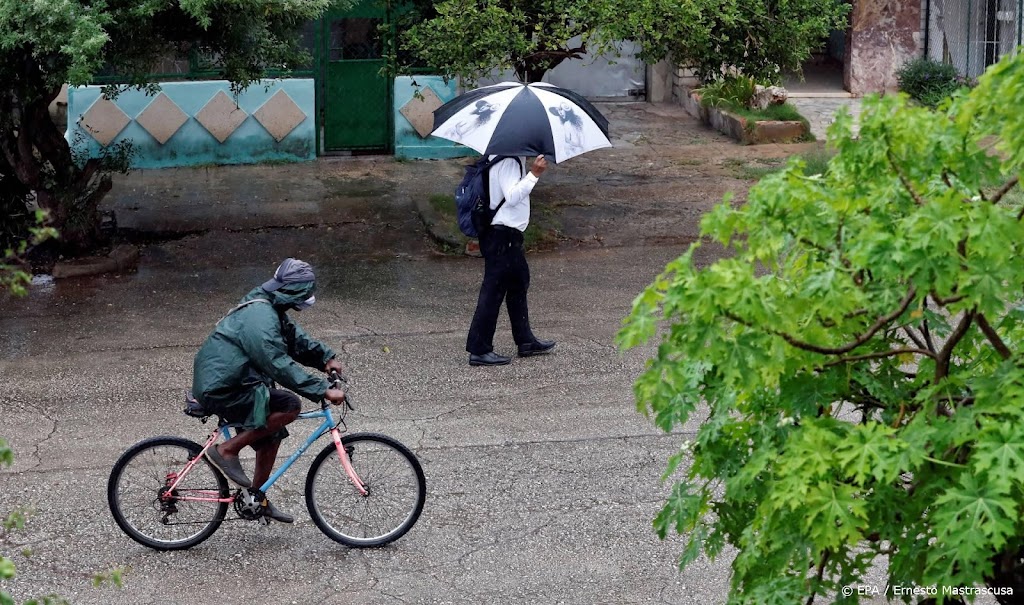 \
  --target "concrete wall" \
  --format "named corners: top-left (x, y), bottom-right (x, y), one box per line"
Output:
top-left (393, 76), bottom-right (472, 160)
top-left (67, 79), bottom-right (316, 169)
